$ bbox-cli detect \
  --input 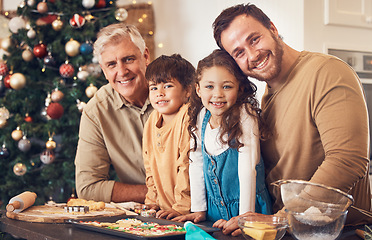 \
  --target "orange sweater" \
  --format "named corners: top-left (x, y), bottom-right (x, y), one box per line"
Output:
top-left (143, 104), bottom-right (191, 214)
